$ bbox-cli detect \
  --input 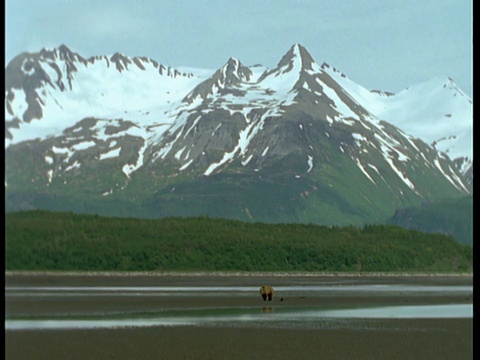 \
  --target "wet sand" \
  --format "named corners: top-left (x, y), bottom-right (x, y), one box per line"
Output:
top-left (5, 319), bottom-right (472, 360)
top-left (5, 273), bottom-right (473, 360)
